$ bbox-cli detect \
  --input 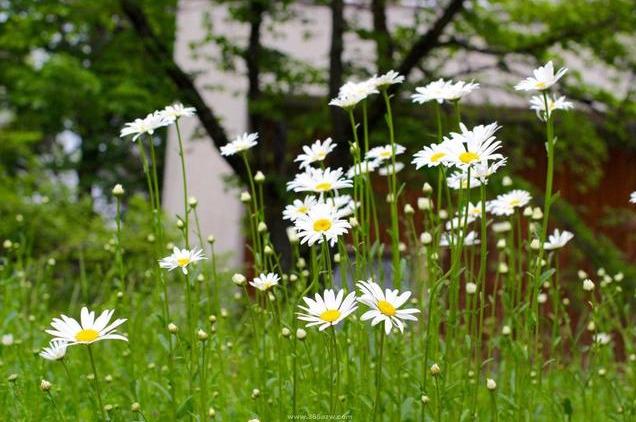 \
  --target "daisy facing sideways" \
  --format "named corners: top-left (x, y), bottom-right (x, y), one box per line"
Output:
top-left (40, 339), bottom-right (68, 361)
top-left (249, 273), bottom-right (280, 291)
top-left (488, 190), bottom-right (532, 216)
top-left (356, 279), bottom-right (420, 335)
top-left (220, 132), bottom-right (259, 156)
top-left (544, 228), bottom-right (574, 250)
top-left (294, 202), bottom-right (351, 246)
top-left (412, 143), bottom-right (447, 169)
top-left (297, 289), bottom-right (357, 331)
top-left (529, 95), bottom-right (573, 121)
top-left (515, 61), bottom-right (567, 91)
top-left (411, 79), bottom-right (479, 104)
top-left (286, 167), bottom-right (352, 195)
top-left (159, 247), bottom-right (207, 275)
top-left (441, 122), bottom-right (503, 168)
top-left (295, 138), bottom-right (336, 169)
top-left (46, 307), bottom-right (127, 345)
top-left (119, 111), bottom-right (172, 141)
top-left (366, 144), bottom-right (406, 163)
